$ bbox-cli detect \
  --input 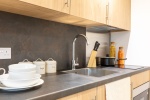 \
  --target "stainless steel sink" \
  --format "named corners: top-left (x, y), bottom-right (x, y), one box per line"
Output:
top-left (62, 68), bottom-right (117, 77)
